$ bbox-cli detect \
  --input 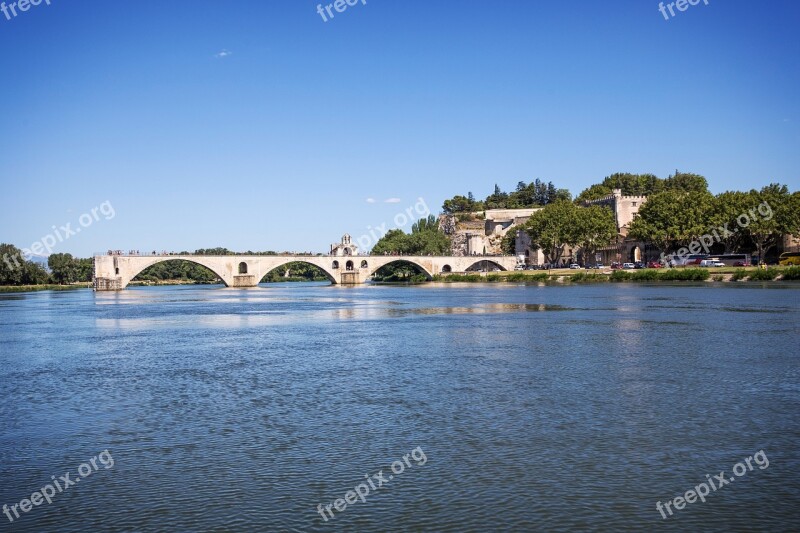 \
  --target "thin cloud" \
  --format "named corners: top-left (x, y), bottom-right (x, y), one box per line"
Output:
top-left (366, 198), bottom-right (376, 203)
top-left (214, 49), bottom-right (232, 59)
top-left (384, 198), bottom-right (402, 203)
